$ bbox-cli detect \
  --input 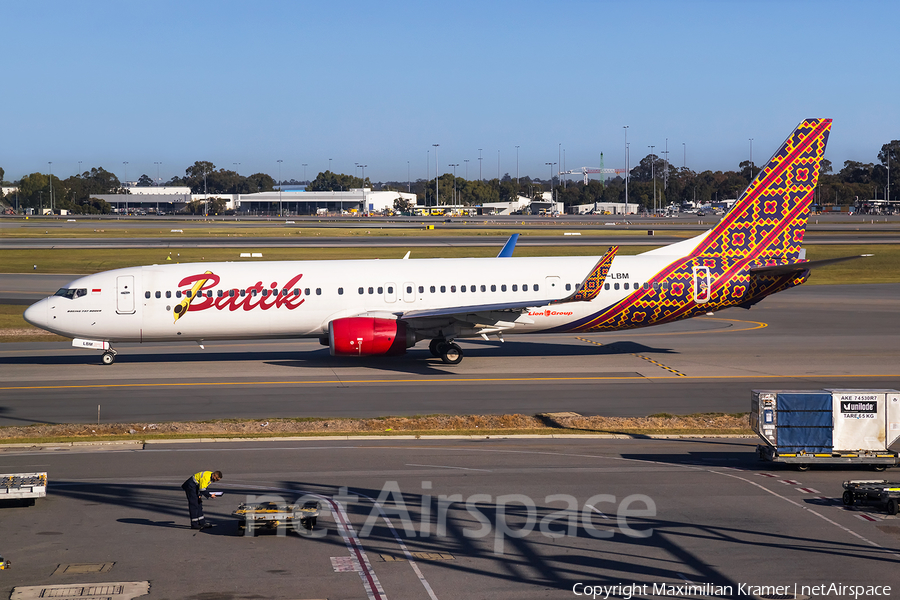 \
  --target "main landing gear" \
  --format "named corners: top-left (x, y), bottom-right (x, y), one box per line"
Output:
top-left (101, 349), bottom-right (117, 365)
top-left (429, 338), bottom-right (463, 365)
